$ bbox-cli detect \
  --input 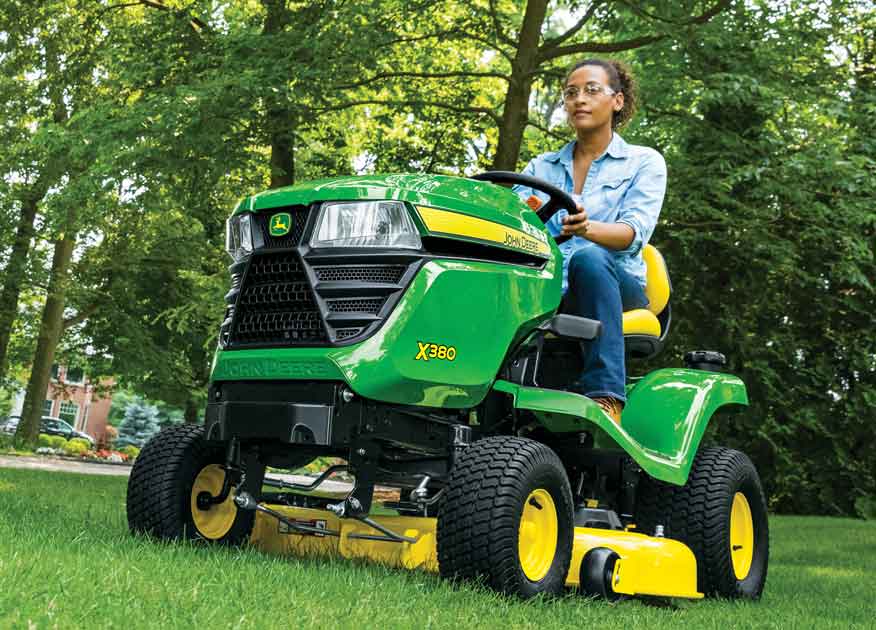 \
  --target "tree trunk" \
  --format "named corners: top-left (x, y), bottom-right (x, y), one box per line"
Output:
top-left (491, 0), bottom-right (549, 171)
top-left (15, 233), bottom-right (76, 446)
top-left (262, 0), bottom-right (294, 189)
top-left (268, 107), bottom-right (295, 188)
top-left (1, 39), bottom-right (67, 386)
top-left (184, 395), bottom-right (199, 425)
top-left (0, 188), bottom-right (45, 383)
